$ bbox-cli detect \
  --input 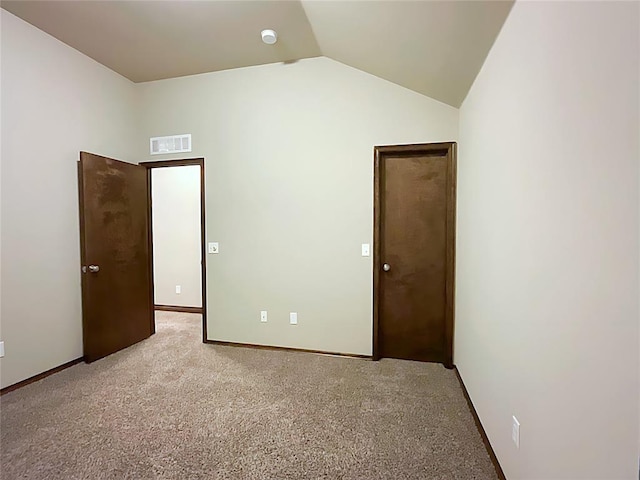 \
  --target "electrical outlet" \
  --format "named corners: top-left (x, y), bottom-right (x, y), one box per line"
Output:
top-left (0, 341), bottom-right (4, 358)
top-left (260, 311), bottom-right (268, 323)
top-left (289, 312), bottom-right (298, 325)
top-left (175, 285), bottom-right (181, 294)
top-left (512, 416), bottom-right (520, 448)
top-left (208, 242), bottom-right (219, 254)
